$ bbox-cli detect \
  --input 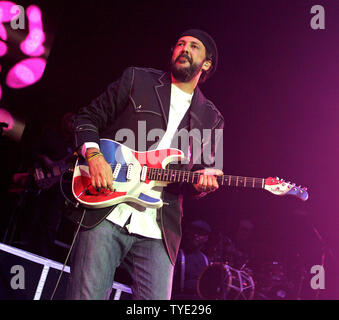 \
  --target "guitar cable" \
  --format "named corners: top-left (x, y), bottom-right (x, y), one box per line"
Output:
top-left (50, 207), bottom-right (86, 300)
top-left (59, 167), bottom-right (80, 209)
top-left (49, 167), bottom-right (84, 300)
